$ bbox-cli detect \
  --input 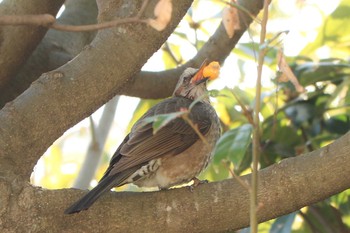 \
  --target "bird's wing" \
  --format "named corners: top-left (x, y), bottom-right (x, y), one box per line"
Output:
top-left (106, 97), bottom-right (213, 177)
